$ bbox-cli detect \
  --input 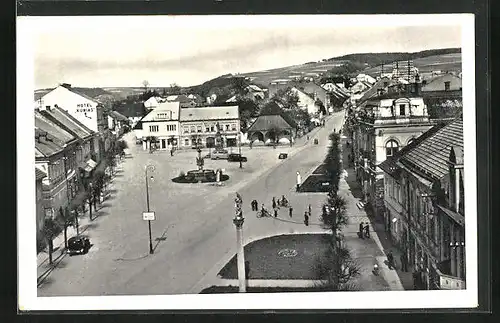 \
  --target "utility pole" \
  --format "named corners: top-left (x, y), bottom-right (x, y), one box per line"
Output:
top-left (145, 165), bottom-right (155, 254)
